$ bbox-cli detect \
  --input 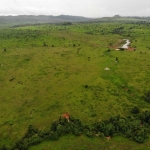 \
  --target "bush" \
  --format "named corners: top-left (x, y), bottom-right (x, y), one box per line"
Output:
top-left (131, 106), bottom-right (140, 114)
top-left (72, 128), bottom-right (82, 136)
top-left (13, 139), bottom-right (29, 150)
top-left (139, 111), bottom-right (150, 124)
top-left (23, 125), bottom-right (39, 139)
top-left (2, 113), bottom-right (150, 149)
top-left (38, 130), bottom-right (49, 139)
top-left (144, 91), bottom-right (150, 103)
top-left (51, 121), bottom-right (59, 131)
top-left (49, 131), bottom-right (60, 141)
top-left (28, 135), bottom-right (42, 146)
